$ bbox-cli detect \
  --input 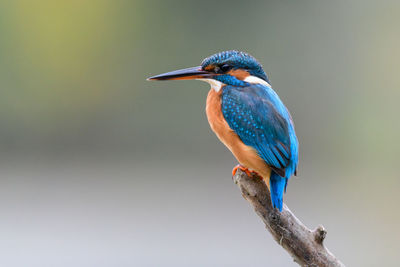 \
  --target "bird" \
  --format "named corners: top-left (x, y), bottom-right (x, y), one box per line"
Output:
top-left (147, 51), bottom-right (298, 211)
